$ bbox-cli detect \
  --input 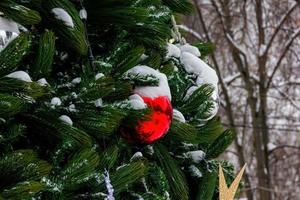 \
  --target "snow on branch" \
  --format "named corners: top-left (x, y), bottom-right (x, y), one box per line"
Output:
top-left (177, 24), bottom-right (204, 40)
top-left (223, 73), bottom-right (241, 85)
top-left (104, 169), bottom-right (115, 200)
top-left (225, 33), bottom-right (247, 56)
